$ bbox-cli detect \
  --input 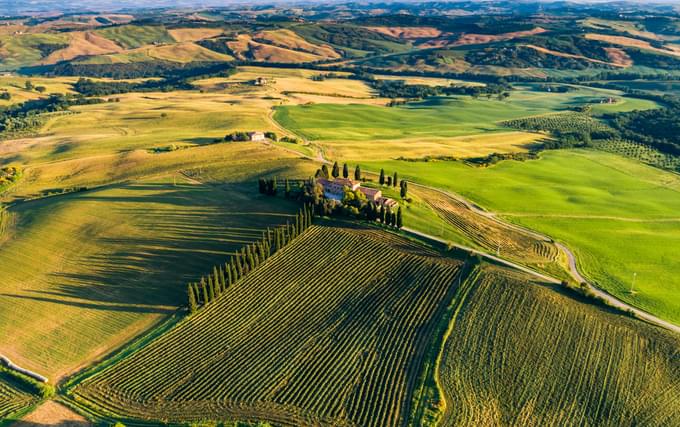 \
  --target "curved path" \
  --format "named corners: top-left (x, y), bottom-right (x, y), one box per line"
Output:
top-left (275, 109), bottom-right (680, 334)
